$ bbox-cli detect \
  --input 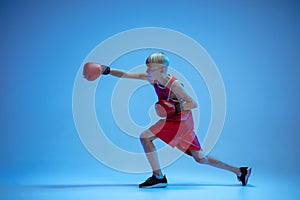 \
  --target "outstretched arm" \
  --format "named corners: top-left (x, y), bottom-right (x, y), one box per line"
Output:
top-left (83, 62), bottom-right (150, 82)
top-left (110, 68), bottom-right (150, 81)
